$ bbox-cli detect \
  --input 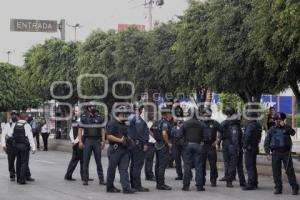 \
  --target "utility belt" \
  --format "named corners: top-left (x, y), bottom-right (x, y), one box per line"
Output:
top-left (174, 137), bottom-right (185, 146)
top-left (203, 140), bottom-right (214, 146)
top-left (155, 142), bottom-right (167, 151)
top-left (5, 136), bottom-right (14, 146)
top-left (272, 147), bottom-right (291, 154)
top-left (148, 142), bottom-right (155, 146)
top-left (187, 141), bottom-right (205, 145)
top-left (132, 139), bottom-right (144, 150)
